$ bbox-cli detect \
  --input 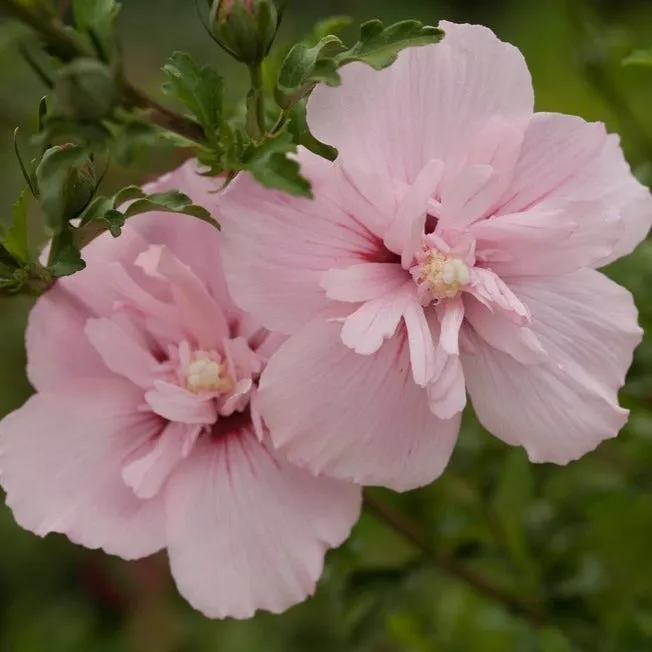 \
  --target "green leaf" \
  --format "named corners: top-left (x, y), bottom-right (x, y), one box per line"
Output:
top-left (162, 52), bottom-right (223, 137)
top-left (47, 229), bottom-right (86, 277)
top-left (79, 195), bottom-right (115, 226)
top-left (112, 185), bottom-right (146, 207)
top-left (36, 145), bottom-right (96, 231)
top-left (250, 153), bottom-right (312, 198)
top-left (276, 35), bottom-right (344, 107)
top-left (244, 132), bottom-right (312, 197)
top-left (72, 0), bottom-right (120, 58)
top-left (77, 184), bottom-right (219, 248)
top-left (102, 209), bottom-right (126, 237)
top-left (123, 189), bottom-right (219, 229)
top-left (336, 19), bottom-right (444, 70)
top-left (2, 189), bottom-right (30, 263)
top-left (72, 0), bottom-right (120, 32)
top-left (13, 128), bottom-right (37, 197)
top-left (623, 48), bottom-right (652, 67)
top-left (287, 102), bottom-right (338, 161)
top-left (0, 242), bottom-right (19, 270)
top-left (307, 16), bottom-right (353, 44)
